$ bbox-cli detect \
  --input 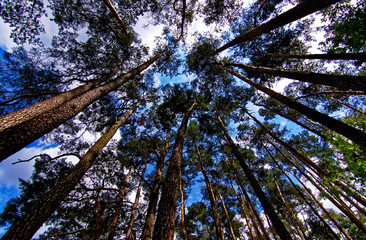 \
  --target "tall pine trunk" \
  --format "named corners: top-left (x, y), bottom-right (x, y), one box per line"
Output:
top-left (0, 62), bottom-right (121, 132)
top-left (0, 53), bottom-right (162, 161)
top-left (216, 185), bottom-right (238, 240)
top-left (215, 0), bottom-right (340, 53)
top-left (152, 102), bottom-right (197, 240)
top-left (140, 119), bottom-right (172, 240)
top-left (1, 101), bottom-right (141, 240)
top-left (217, 113), bottom-right (292, 240)
top-left (226, 62), bottom-right (366, 92)
top-left (102, 0), bottom-right (128, 35)
top-left (225, 68), bottom-right (366, 147)
top-left (263, 52), bottom-right (366, 60)
top-left (125, 158), bottom-right (148, 240)
top-left (195, 140), bottom-right (225, 240)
